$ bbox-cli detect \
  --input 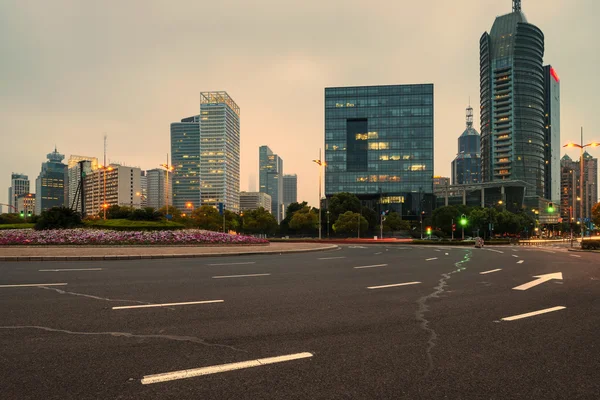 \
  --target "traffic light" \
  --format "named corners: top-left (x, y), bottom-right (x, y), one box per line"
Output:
top-left (547, 202), bottom-right (554, 213)
top-left (426, 227), bottom-right (432, 235)
top-left (19, 211), bottom-right (24, 218)
top-left (460, 214), bottom-right (467, 226)
top-left (452, 224), bottom-right (456, 232)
